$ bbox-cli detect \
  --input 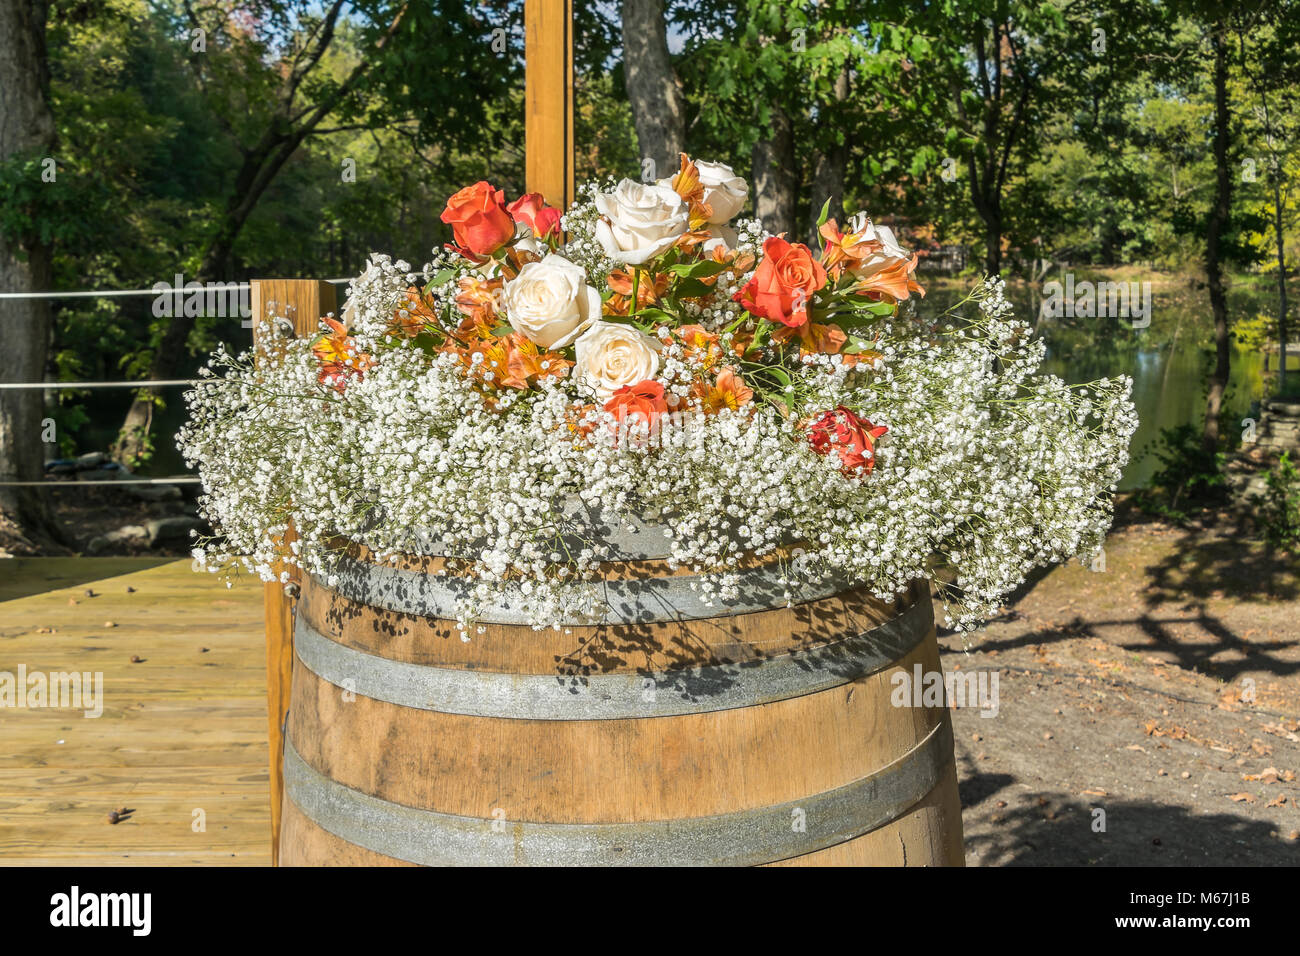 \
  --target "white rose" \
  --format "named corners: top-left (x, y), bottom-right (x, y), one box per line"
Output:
top-left (573, 322), bottom-right (661, 401)
top-left (694, 160), bottom-right (748, 224)
top-left (594, 179), bottom-right (688, 264)
top-left (502, 256), bottom-right (601, 350)
top-left (846, 214), bottom-right (912, 277)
